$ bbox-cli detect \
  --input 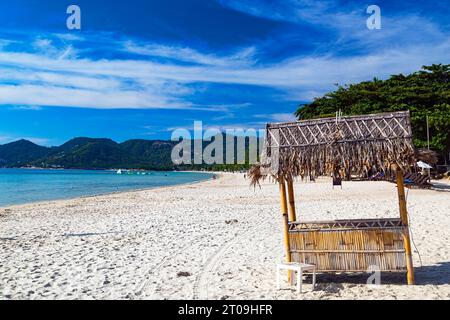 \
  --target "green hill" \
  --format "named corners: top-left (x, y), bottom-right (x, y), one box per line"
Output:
top-left (0, 135), bottom-right (260, 171)
top-left (42, 138), bottom-right (128, 169)
top-left (0, 139), bottom-right (50, 167)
